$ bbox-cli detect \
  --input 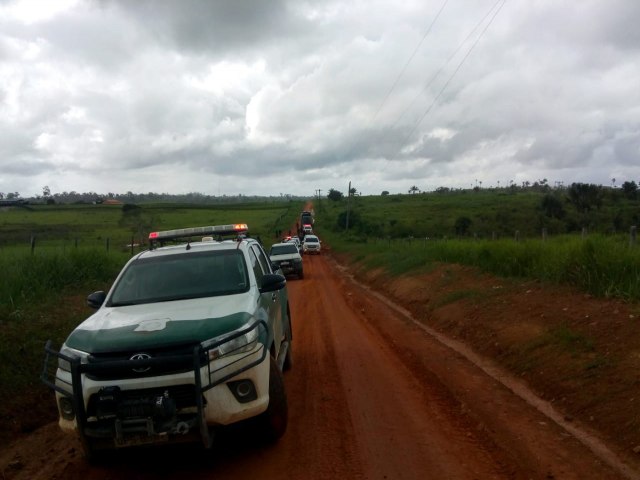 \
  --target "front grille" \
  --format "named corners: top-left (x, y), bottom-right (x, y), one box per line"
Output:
top-left (84, 344), bottom-right (206, 381)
